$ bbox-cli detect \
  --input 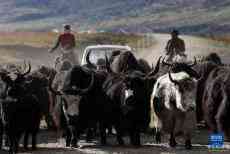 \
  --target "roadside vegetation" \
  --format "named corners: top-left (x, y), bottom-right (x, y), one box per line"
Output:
top-left (209, 35), bottom-right (230, 45)
top-left (0, 32), bottom-right (155, 50)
